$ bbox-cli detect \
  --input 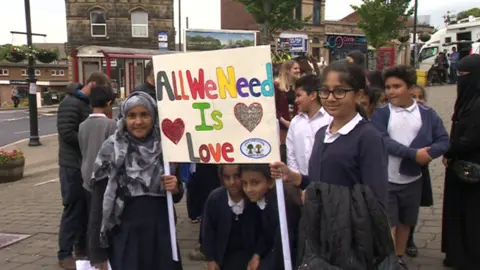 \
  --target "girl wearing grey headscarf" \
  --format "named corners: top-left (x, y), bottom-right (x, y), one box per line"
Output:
top-left (88, 91), bottom-right (184, 270)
